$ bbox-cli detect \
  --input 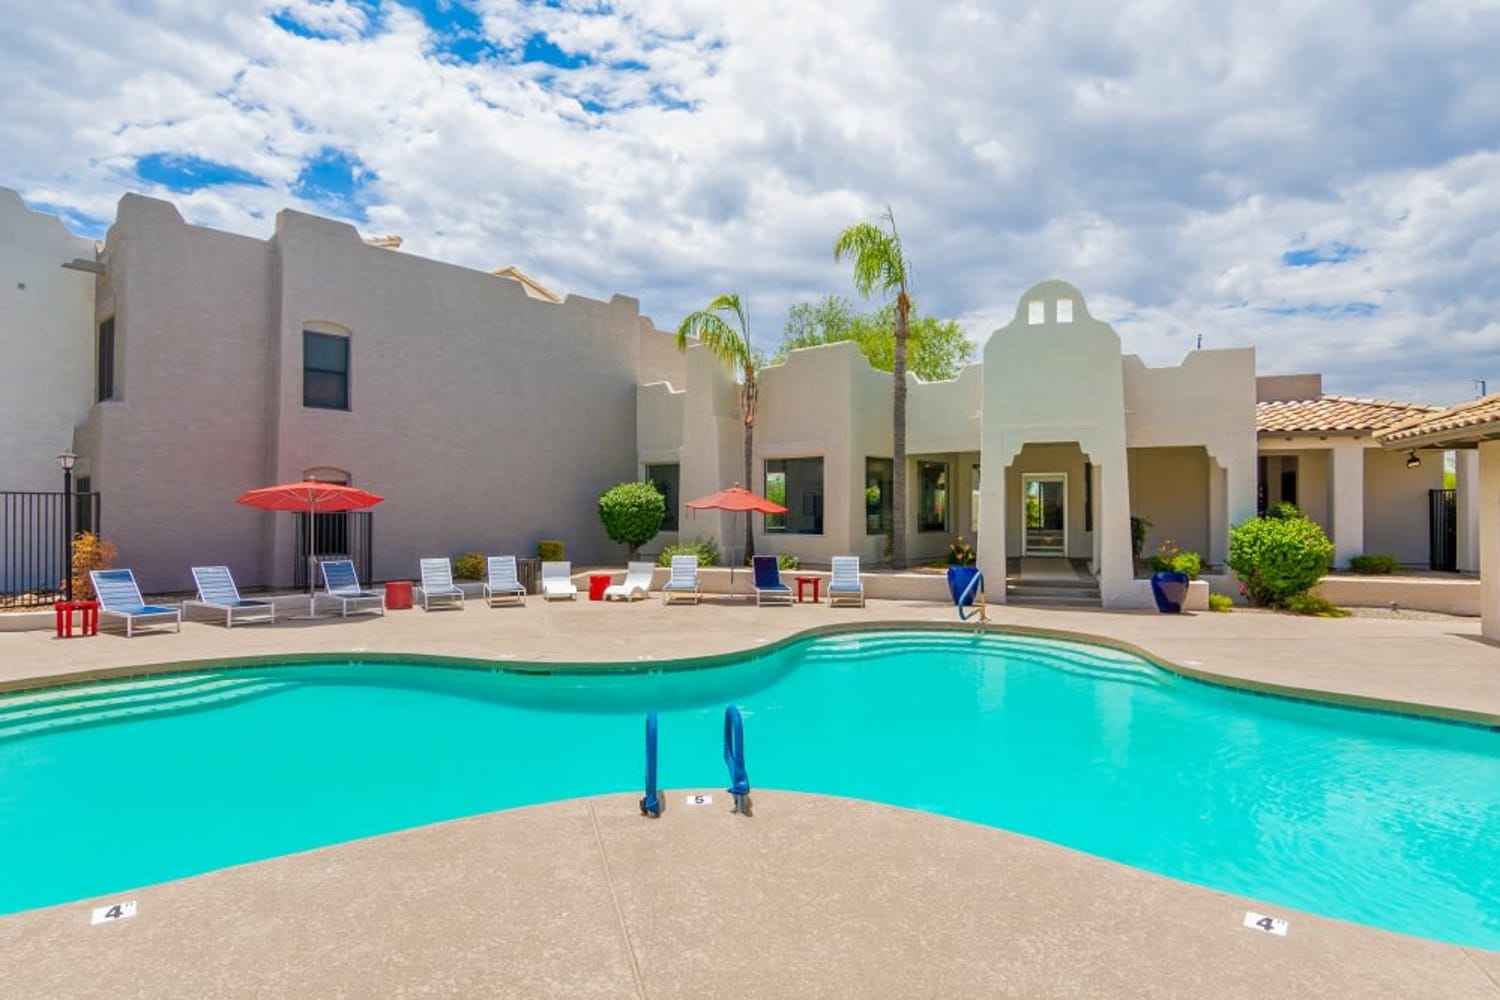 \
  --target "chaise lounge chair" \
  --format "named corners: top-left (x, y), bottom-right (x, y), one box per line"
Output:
top-left (603, 561), bottom-right (656, 601)
top-left (90, 568), bottom-right (182, 637)
top-left (828, 556), bottom-right (865, 608)
top-left (417, 557), bottom-right (466, 611)
top-left (186, 565), bottom-right (275, 627)
top-left (662, 554), bottom-right (701, 605)
top-left (318, 559), bottom-right (385, 617)
top-left (541, 560), bottom-right (578, 600)
top-left (752, 555), bottom-right (794, 606)
top-left (483, 555), bottom-right (527, 606)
